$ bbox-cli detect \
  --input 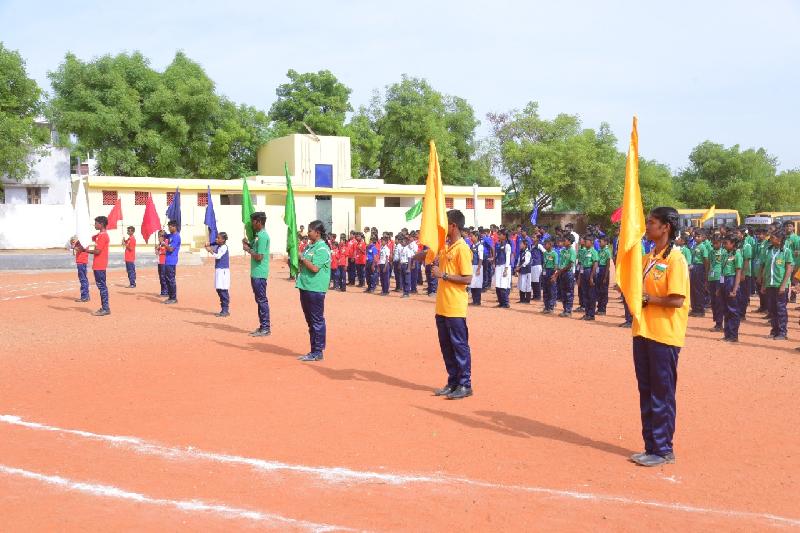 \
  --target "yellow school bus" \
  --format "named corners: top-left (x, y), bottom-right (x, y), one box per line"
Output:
top-left (677, 209), bottom-right (740, 229)
top-left (744, 212), bottom-right (800, 232)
